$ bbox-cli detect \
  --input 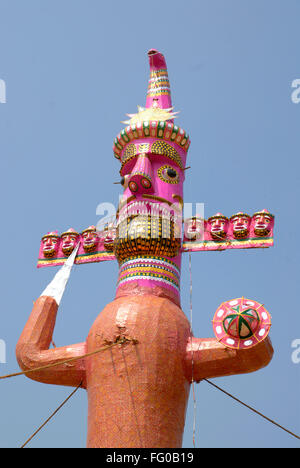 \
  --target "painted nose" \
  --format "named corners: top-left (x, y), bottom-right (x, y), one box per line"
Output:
top-left (128, 155), bottom-right (153, 194)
